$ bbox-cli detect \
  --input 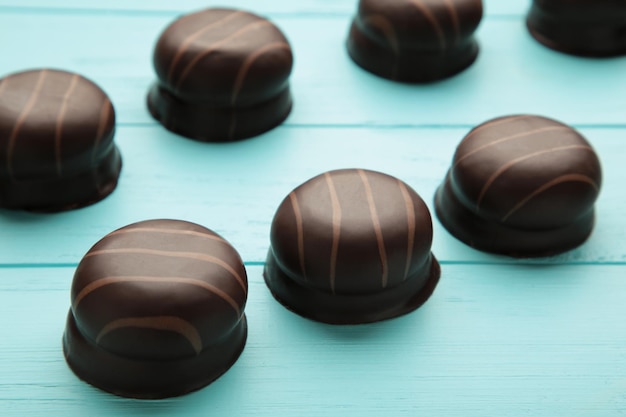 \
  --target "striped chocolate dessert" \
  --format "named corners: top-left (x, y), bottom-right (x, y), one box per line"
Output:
top-left (265, 169), bottom-right (440, 324)
top-left (527, 0), bottom-right (626, 57)
top-left (0, 69), bottom-right (121, 211)
top-left (147, 8), bottom-right (293, 141)
top-left (63, 219), bottom-right (248, 398)
top-left (435, 115), bottom-right (602, 257)
top-left (347, 0), bottom-right (483, 82)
